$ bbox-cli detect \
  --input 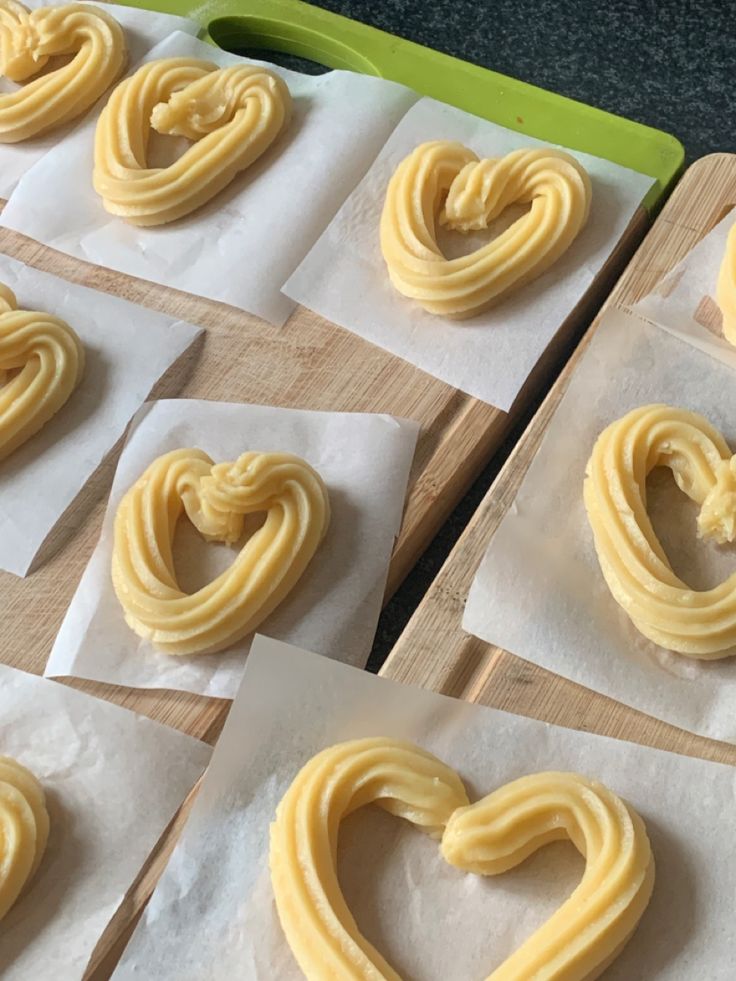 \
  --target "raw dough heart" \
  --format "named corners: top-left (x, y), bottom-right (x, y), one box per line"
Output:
top-left (270, 738), bottom-right (654, 981)
top-left (93, 57), bottom-right (291, 225)
top-left (585, 403), bottom-right (736, 657)
top-left (0, 282), bottom-right (84, 461)
top-left (111, 448), bottom-right (330, 656)
top-left (380, 141), bottom-right (591, 318)
top-left (0, 0), bottom-right (126, 142)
